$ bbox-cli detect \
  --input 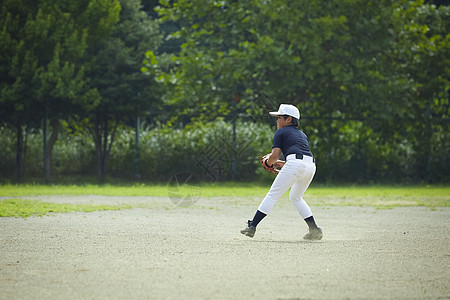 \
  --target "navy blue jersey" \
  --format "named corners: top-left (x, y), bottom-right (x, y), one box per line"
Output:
top-left (272, 125), bottom-right (313, 158)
